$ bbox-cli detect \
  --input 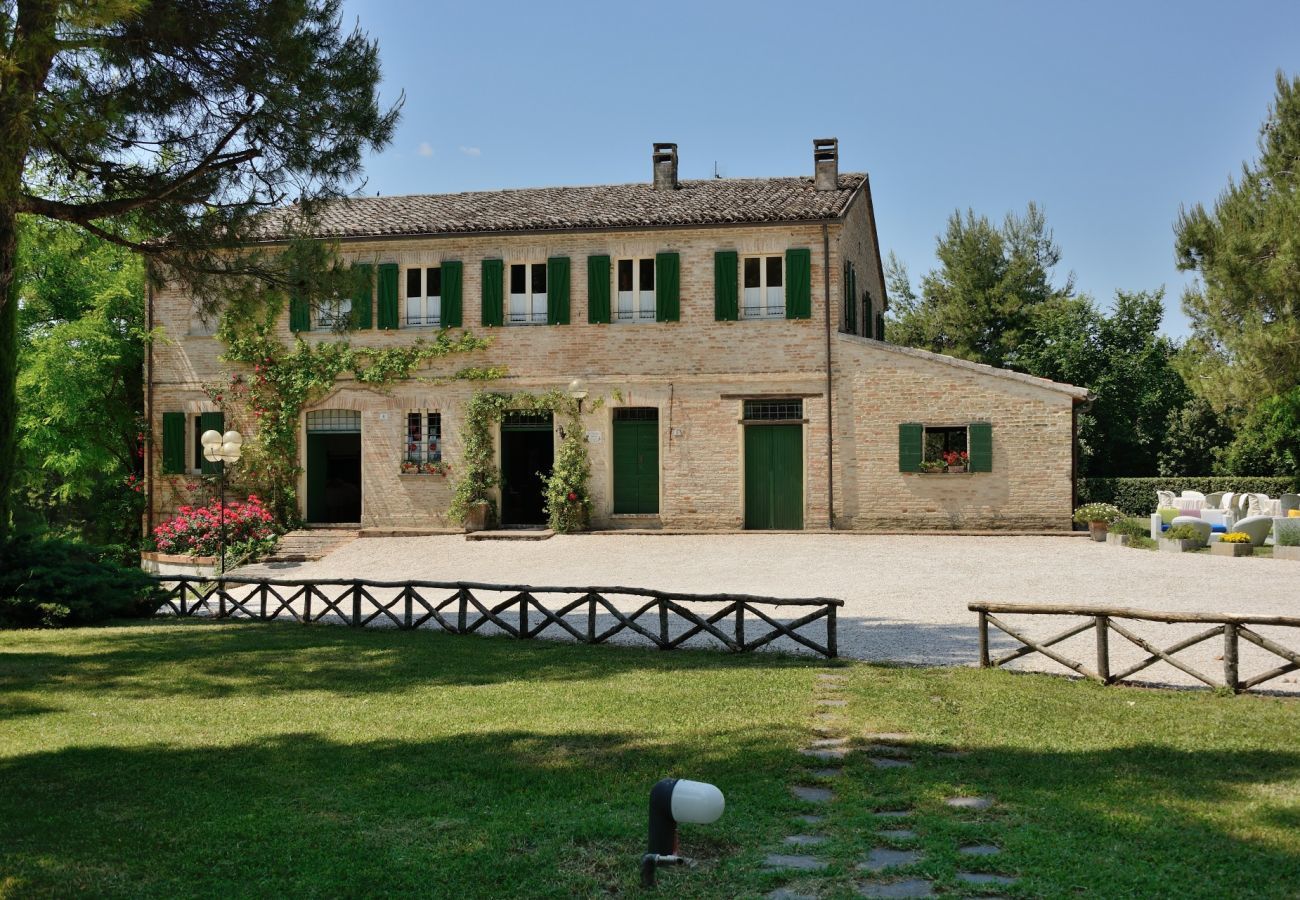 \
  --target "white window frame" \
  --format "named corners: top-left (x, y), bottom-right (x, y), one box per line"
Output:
top-left (614, 257), bottom-right (657, 323)
top-left (404, 266), bottom-right (442, 328)
top-left (404, 410), bottom-right (443, 465)
top-left (741, 255), bottom-right (785, 320)
top-left (507, 262), bottom-right (548, 325)
top-left (316, 293), bottom-right (352, 329)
